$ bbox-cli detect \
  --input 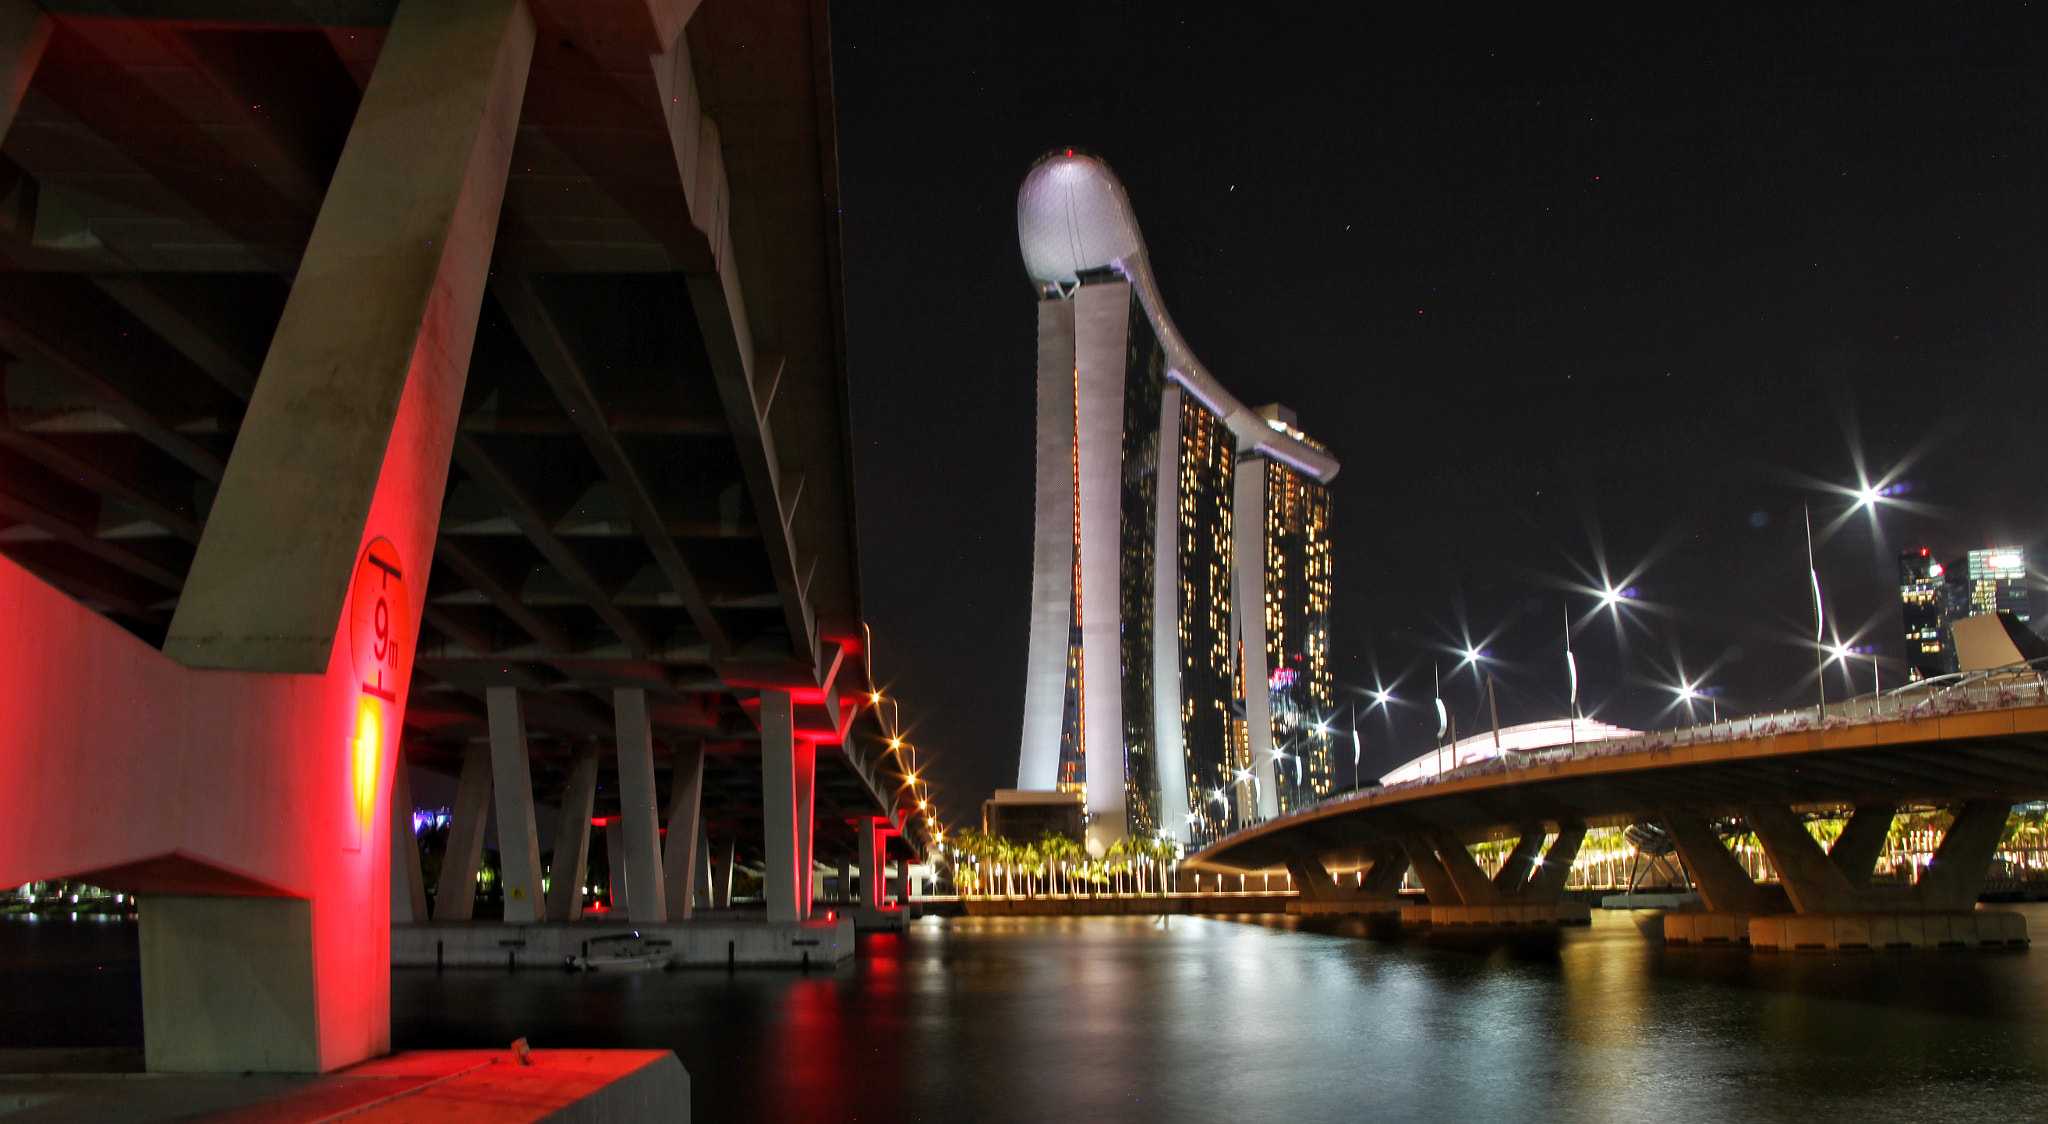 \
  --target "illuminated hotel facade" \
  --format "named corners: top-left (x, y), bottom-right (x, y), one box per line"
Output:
top-left (1012, 151), bottom-right (1341, 849)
